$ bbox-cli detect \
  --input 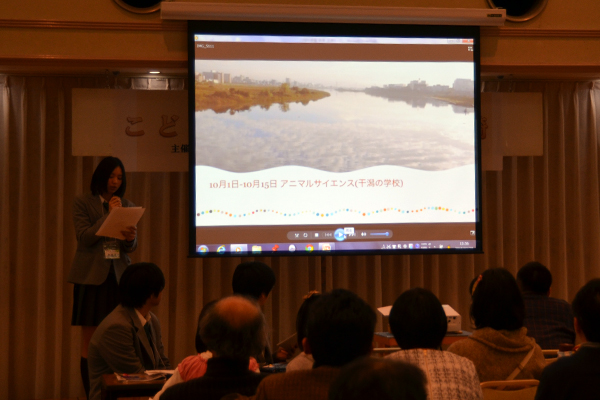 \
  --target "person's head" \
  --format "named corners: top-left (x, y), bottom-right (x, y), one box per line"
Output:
top-left (119, 262), bottom-right (165, 309)
top-left (232, 261), bottom-right (276, 305)
top-left (195, 300), bottom-right (218, 353)
top-left (90, 156), bottom-right (127, 198)
top-left (200, 295), bottom-right (266, 359)
top-left (328, 357), bottom-right (427, 400)
top-left (517, 261), bottom-right (552, 295)
top-left (305, 289), bottom-right (376, 367)
top-left (471, 268), bottom-right (524, 331)
top-left (571, 278), bottom-right (600, 343)
top-left (389, 288), bottom-right (447, 350)
top-left (296, 291), bottom-right (321, 350)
